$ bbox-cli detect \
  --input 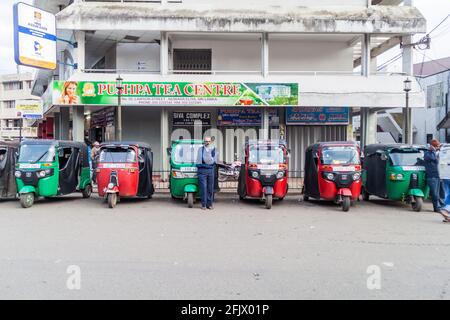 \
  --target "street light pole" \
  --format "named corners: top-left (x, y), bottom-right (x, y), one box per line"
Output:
top-left (404, 78), bottom-right (412, 144)
top-left (116, 75), bottom-right (123, 141)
